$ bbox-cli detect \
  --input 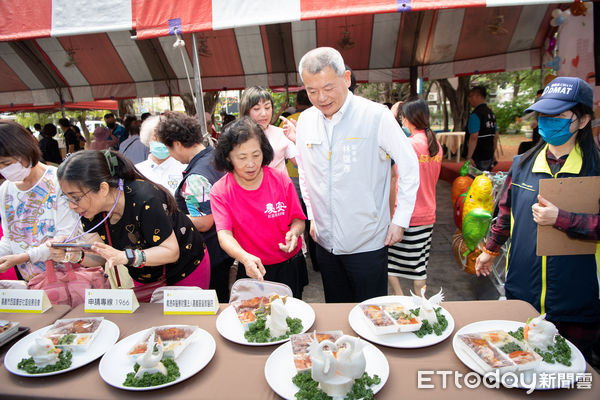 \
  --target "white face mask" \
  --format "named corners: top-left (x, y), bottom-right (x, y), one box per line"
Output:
top-left (0, 160), bottom-right (31, 182)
